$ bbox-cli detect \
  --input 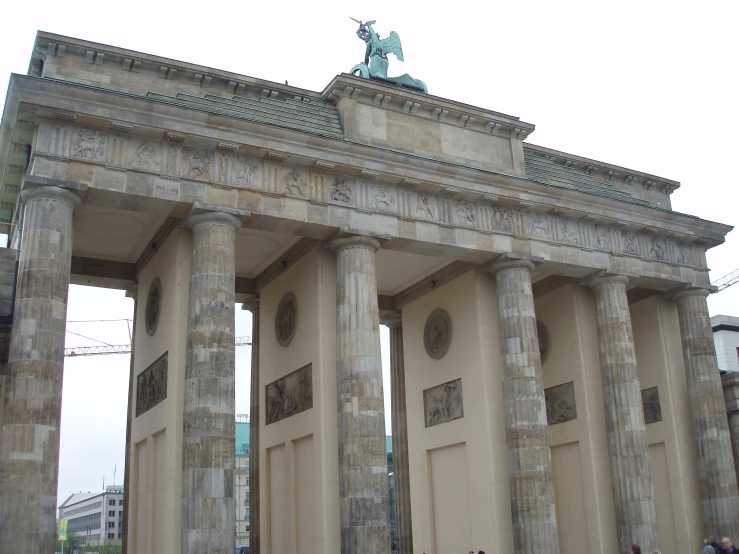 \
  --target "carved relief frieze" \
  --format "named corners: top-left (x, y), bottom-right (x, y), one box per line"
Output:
top-left (275, 292), bottom-right (297, 347)
top-left (545, 381), bottom-right (576, 425)
top-left (145, 278), bottom-right (161, 336)
top-left (129, 141), bottom-right (160, 170)
top-left (233, 156), bottom-right (261, 188)
top-left (283, 167), bottom-right (308, 197)
top-left (31, 121), bottom-right (702, 270)
top-left (71, 128), bottom-right (106, 160)
top-left (183, 149), bottom-right (211, 179)
top-left (136, 352), bottom-right (168, 417)
top-left (373, 184), bottom-right (397, 212)
top-left (424, 378), bottom-right (464, 428)
top-left (641, 386), bottom-right (662, 424)
top-left (266, 363), bottom-right (313, 425)
top-left (330, 176), bottom-right (353, 204)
